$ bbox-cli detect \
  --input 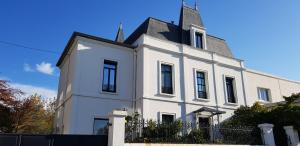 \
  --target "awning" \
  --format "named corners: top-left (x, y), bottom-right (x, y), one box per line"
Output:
top-left (193, 107), bottom-right (225, 117)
